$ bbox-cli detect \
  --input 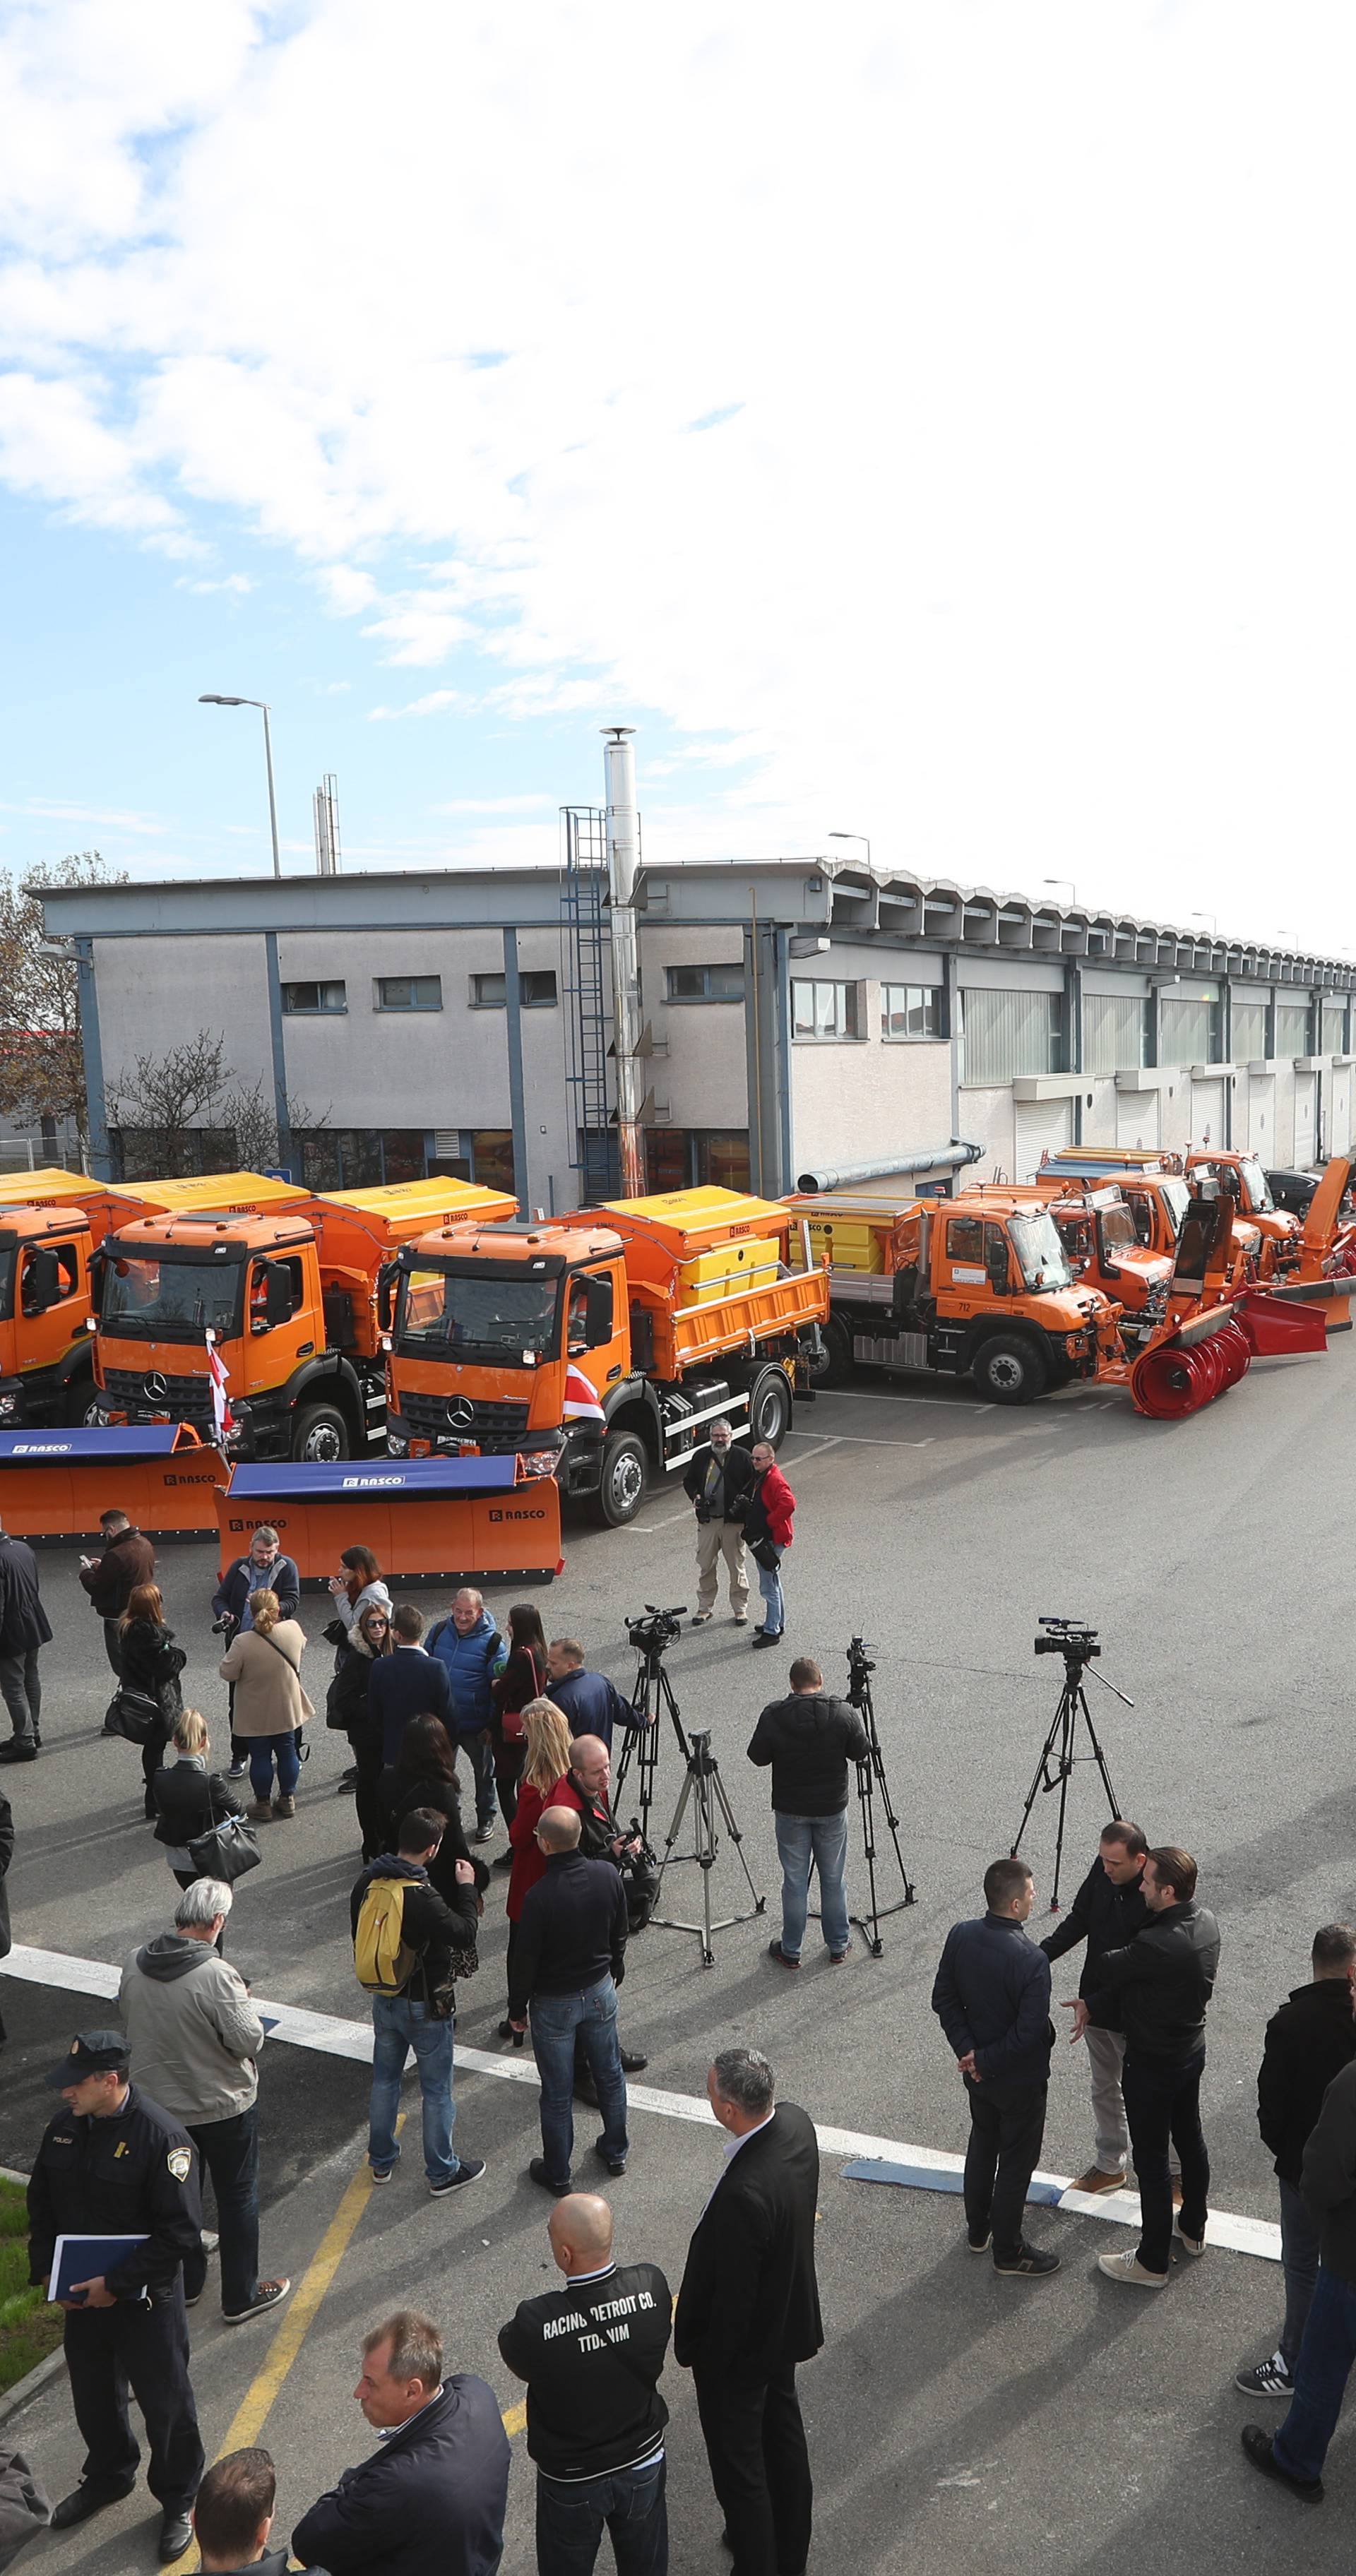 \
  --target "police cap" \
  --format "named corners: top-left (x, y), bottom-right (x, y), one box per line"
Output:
top-left (45, 2029), bottom-right (131, 2087)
